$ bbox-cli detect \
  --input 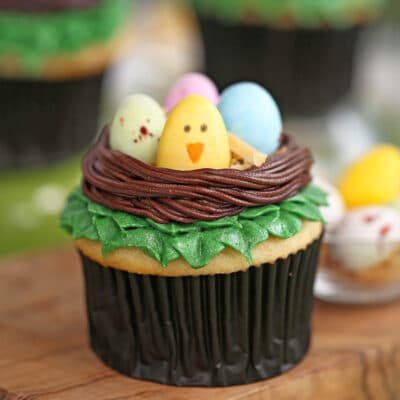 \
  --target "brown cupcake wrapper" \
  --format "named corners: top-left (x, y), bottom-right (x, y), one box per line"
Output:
top-left (80, 235), bottom-right (322, 386)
